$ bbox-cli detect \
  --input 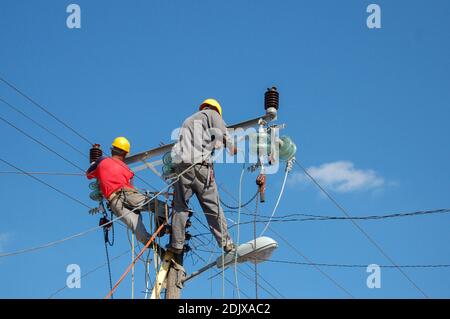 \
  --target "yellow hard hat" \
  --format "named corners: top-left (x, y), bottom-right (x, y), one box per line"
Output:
top-left (111, 136), bottom-right (130, 153)
top-left (199, 98), bottom-right (222, 117)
